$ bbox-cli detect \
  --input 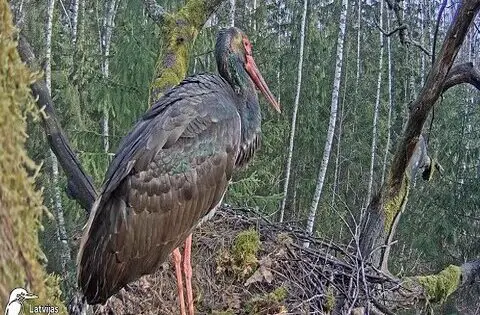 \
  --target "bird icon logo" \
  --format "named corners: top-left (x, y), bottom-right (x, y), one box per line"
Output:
top-left (4, 288), bottom-right (37, 315)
